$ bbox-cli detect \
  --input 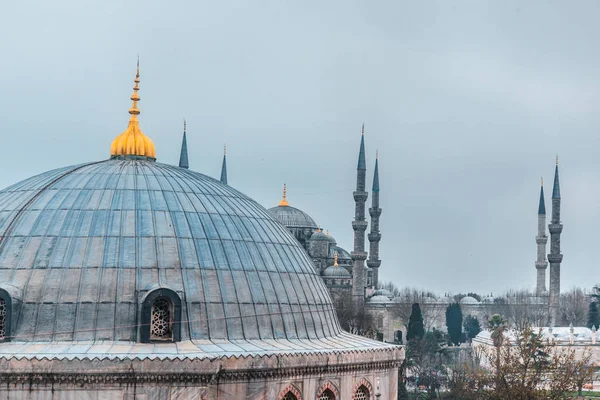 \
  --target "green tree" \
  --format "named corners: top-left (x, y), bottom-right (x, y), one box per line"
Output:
top-left (445, 303), bottom-right (463, 345)
top-left (463, 314), bottom-right (482, 340)
top-left (587, 301), bottom-right (600, 329)
top-left (406, 303), bottom-right (424, 341)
